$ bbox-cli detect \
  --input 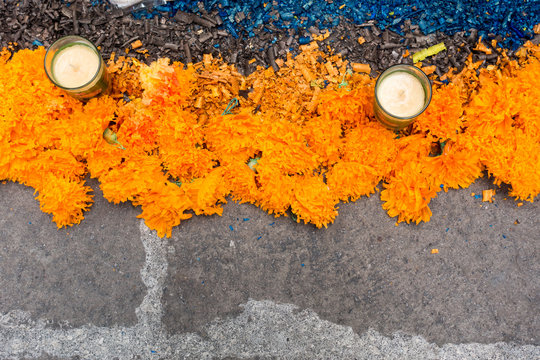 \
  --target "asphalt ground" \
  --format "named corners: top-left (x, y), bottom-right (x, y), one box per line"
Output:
top-left (0, 175), bottom-right (538, 359)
